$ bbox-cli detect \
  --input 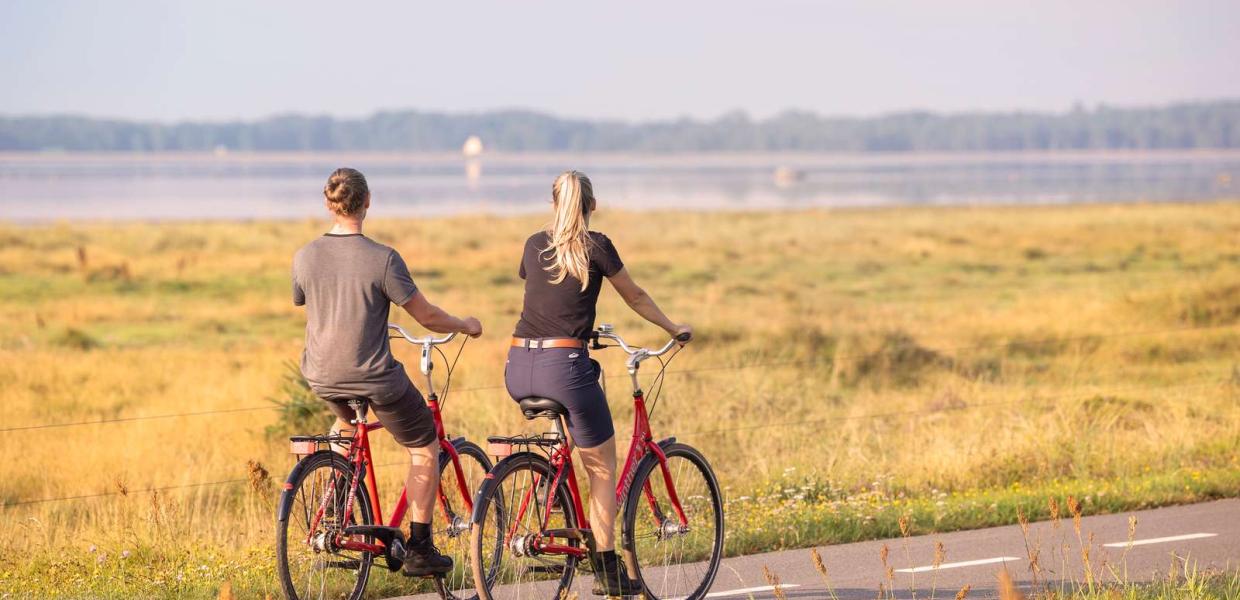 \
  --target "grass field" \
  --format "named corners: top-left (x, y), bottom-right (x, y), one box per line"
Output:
top-left (0, 201), bottom-right (1238, 598)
